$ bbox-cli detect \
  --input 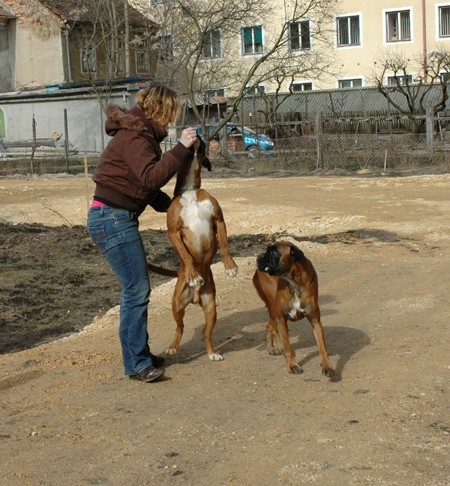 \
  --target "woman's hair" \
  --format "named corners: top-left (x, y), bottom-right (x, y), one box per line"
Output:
top-left (135, 84), bottom-right (181, 128)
